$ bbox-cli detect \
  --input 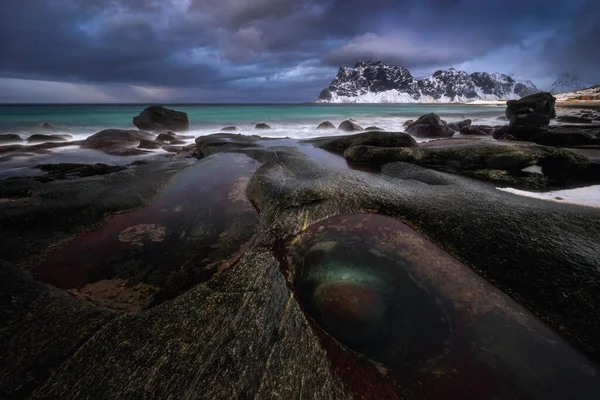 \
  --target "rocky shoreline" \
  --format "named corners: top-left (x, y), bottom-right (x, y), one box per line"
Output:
top-left (1, 96), bottom-right (600, 399)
